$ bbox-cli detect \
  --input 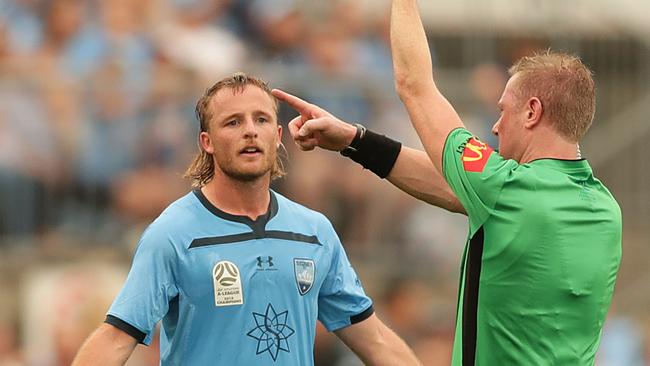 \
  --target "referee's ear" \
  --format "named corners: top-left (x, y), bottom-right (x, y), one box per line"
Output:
top-left (524, 97), bottom-right (544, 129)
